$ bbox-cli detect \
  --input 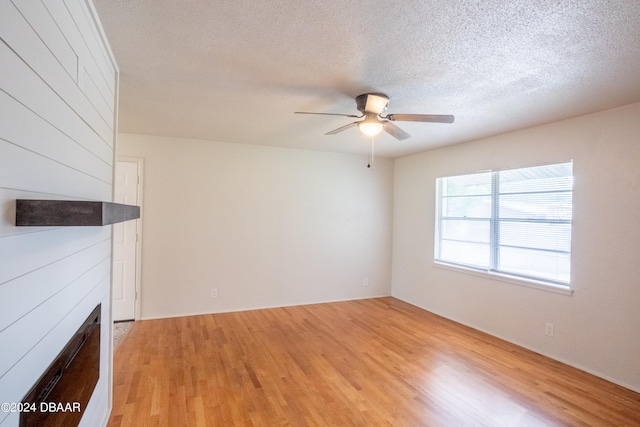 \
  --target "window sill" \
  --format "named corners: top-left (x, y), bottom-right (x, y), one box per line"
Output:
top-left (433, 261), bottom-right (573, 296)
